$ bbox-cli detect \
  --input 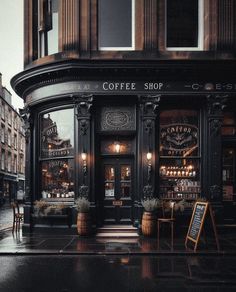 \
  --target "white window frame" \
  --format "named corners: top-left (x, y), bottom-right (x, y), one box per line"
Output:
top-left (99, 0), bottom-right (135, 51)
top-left (165, 0), bottom-right (204, 51)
